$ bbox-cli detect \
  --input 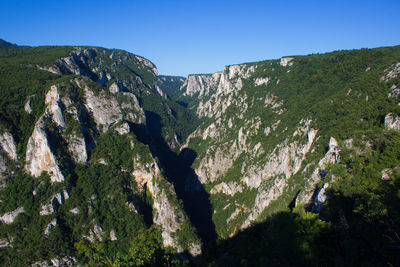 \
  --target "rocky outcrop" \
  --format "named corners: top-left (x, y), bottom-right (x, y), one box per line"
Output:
top-left (132, 155), bottom-right (201, 256)
top-left (0, 207), bottom-right (24, 224)
top-left (210, 182), bottom-right (243, 196)
top-left (44, 219), bottom-right (57, 237)
top-left (384, 113), bottom-right (400, 130)
top-left (241, 122), bottom-right (318, 228)
top-left (25, 116), bottom-right (65, 183)
top-left (297, 137), bottom-right (340, 205)
top-left (40, 190), bottom-right (69, 216)
top-left (381, 62), bottom-right (400, 81)
top-left (0, 131), bottom-right (18, 161)
top-left (31, 257), bottom-right (76, 267)
top-left (83, 86), bottom-right (123, 132)
top-left (280, 57), bottom-right (294, 67)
